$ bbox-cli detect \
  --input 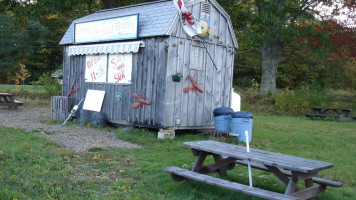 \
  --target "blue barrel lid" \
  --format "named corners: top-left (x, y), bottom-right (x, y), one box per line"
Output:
top-left (213, 107), bottom-right (234, 116)
top-left (231, 111), bottom-right (253, 118)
